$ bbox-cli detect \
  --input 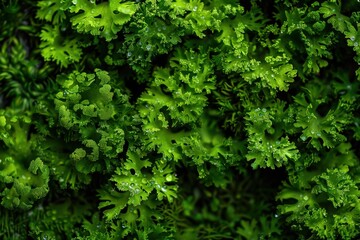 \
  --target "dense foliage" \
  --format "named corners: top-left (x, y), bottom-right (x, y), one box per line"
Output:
top-left (1, 0), bottom-right (360, 239)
